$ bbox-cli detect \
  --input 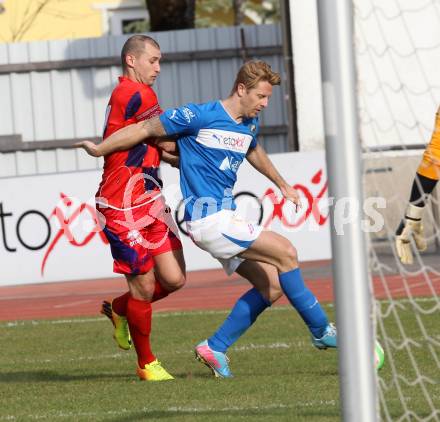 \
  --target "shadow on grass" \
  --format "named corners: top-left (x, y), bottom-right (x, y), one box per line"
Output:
top-left (106, 407), bottom-right (340, 421)
top-left (172, 371), bottom-right (218, 380)
top-left (0, 370), bottom-right (132, 383)
top-left (0, 370), bottom-right (216, 383)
